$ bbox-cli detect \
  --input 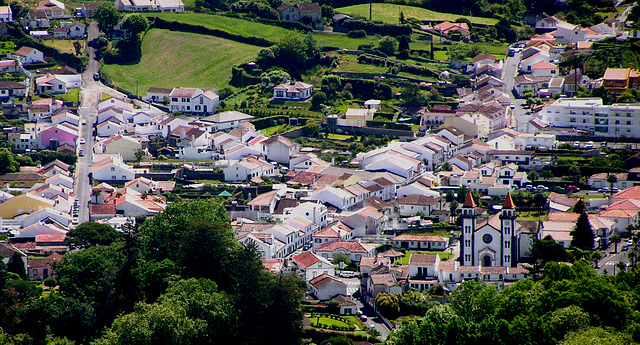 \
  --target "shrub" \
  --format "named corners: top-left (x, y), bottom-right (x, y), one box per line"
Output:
top-left (347, 30), bottom-right (366, 38)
